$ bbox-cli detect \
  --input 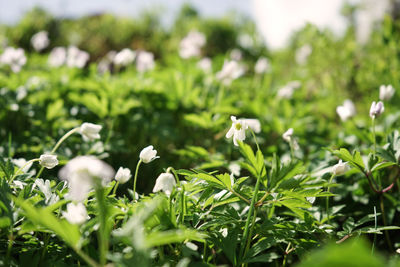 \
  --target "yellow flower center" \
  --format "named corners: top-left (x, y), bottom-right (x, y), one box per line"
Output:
top-left (235, 123), bottom-right (242, 130)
